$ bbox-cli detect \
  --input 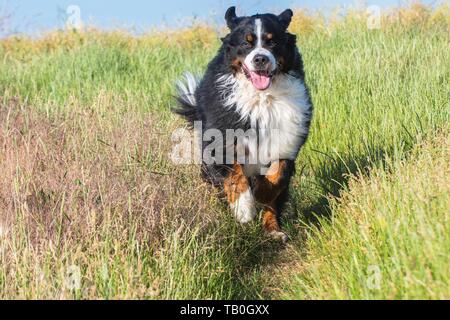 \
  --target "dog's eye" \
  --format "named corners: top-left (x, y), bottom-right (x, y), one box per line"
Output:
top-left (265, 33), bottom-right (276, 47)
top-left (241, 41), bottom-right (253, 48)
top-left (266, 39), bottom-right (276, 48)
